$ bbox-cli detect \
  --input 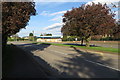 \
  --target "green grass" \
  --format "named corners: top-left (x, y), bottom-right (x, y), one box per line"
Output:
top-left (37, 42), bottom-right (119, 53)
